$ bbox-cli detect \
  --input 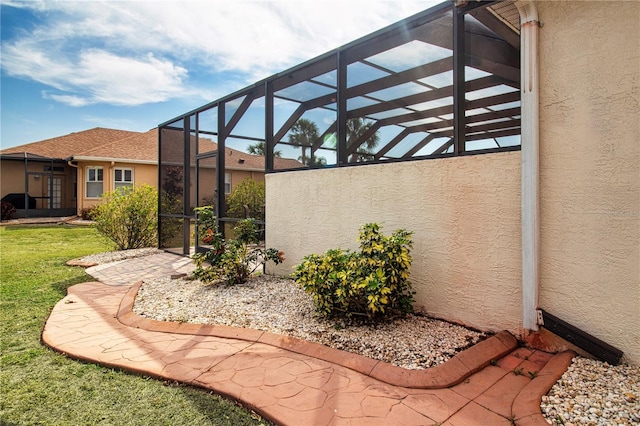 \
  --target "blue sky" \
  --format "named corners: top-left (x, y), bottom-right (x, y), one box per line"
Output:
top-left (0, 0), bottom-right (439, 149)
